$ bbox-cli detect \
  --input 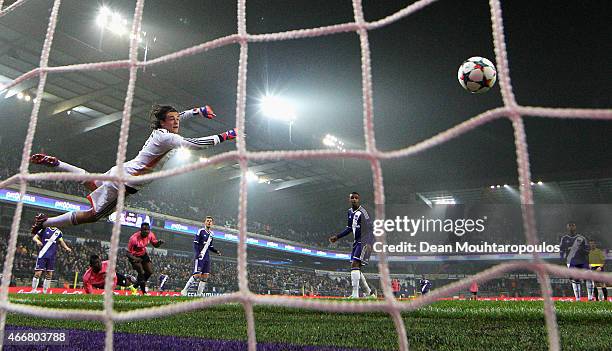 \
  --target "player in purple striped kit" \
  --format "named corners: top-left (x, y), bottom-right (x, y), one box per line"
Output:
top-left (31, 227), bottom-right (72, 293)
top-left (181, 216), bottom-right (221, 296)
top-left (559, 221), bottom-right (592, 301)
top-left (329, 192), bottom-right (375, 298)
